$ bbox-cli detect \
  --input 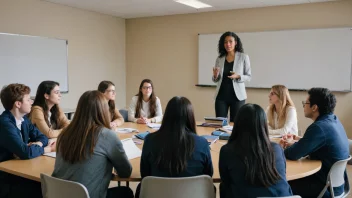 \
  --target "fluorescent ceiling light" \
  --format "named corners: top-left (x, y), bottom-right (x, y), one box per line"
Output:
top-left (174, 0), bottom-right (212, 9)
